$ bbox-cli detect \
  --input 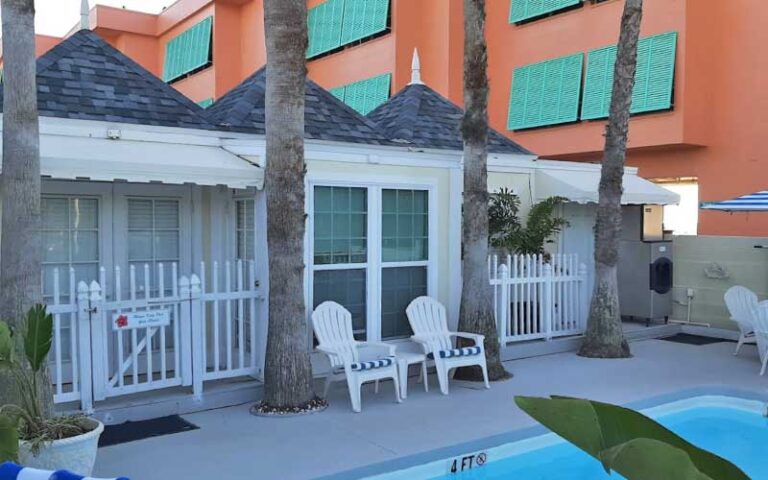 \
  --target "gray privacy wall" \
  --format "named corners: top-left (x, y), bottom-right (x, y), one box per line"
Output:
top-left (672, 235), bottom-right (768, 330)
